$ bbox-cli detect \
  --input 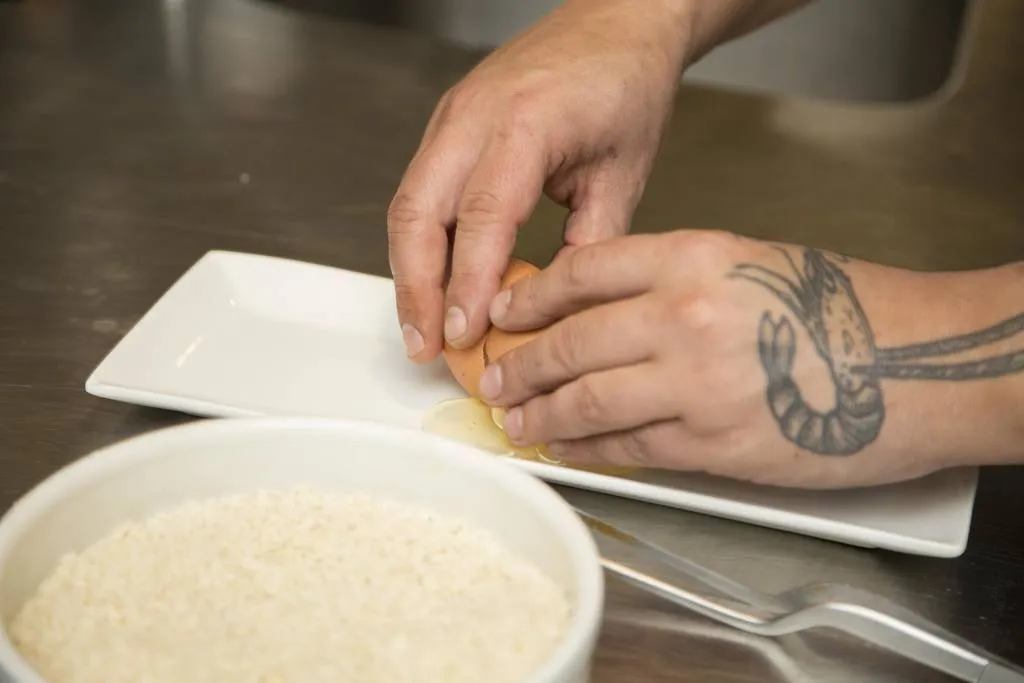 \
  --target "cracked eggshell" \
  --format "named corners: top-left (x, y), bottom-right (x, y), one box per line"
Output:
top-left (444, 258), bottom-right (544, 398)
